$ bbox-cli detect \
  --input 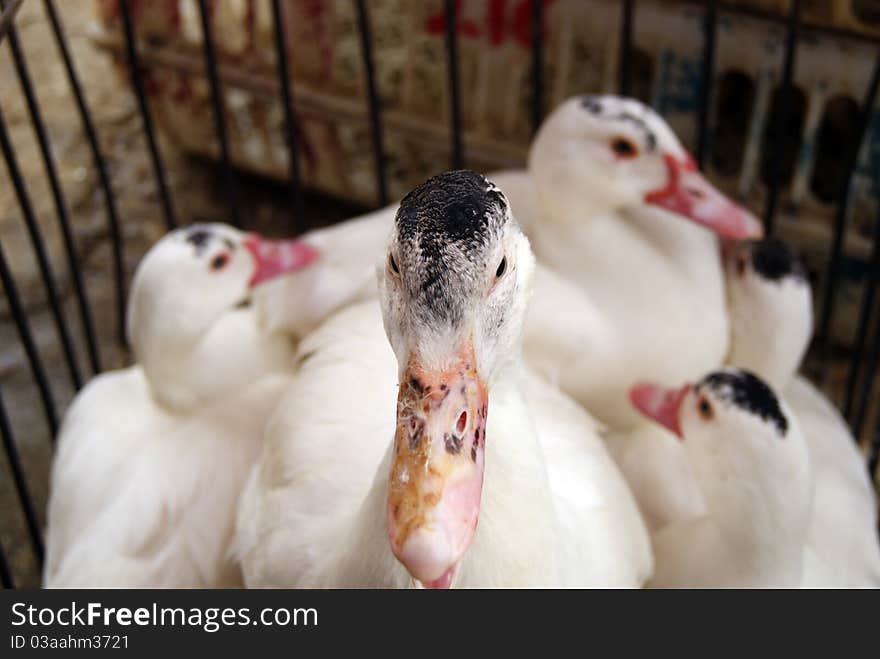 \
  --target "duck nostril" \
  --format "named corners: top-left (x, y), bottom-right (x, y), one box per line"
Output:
top-left (456, 411), bottom-right (468, 435)
top-left (685, 187), bottom-right (705, 200)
